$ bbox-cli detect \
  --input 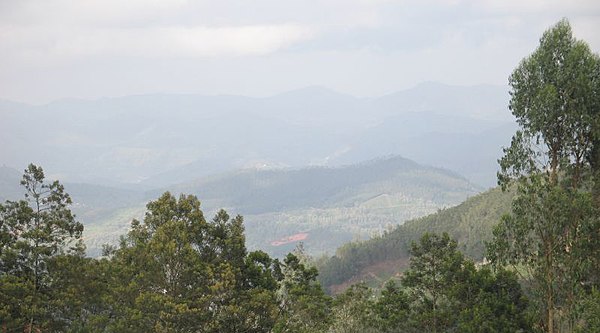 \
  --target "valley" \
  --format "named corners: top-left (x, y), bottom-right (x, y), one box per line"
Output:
top-left (1, 82), bottom-right (505, 258)
top-left (2, 155), bottom-right (479, 257)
